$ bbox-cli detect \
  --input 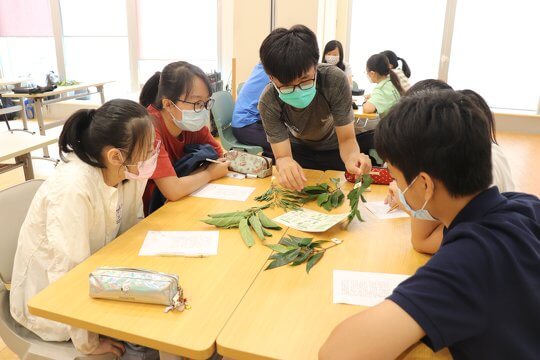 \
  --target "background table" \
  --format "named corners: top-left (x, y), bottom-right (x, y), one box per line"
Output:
top-left (217, 171), bottom-right (451, 359)
top-left (28, 170), bottom-right (324, 359)
top-left (0, 133), bottom-right (58, 180)
top-left (2, 81), bottom-right (112, 158)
